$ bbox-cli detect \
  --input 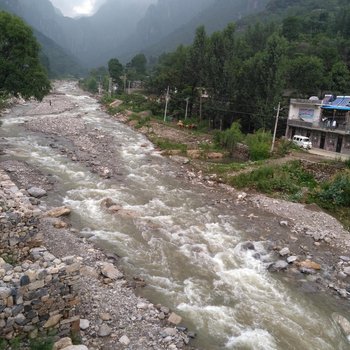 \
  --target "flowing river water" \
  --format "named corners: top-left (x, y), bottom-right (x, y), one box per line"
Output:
top-left (1, 82), bottom-right (349, 350)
